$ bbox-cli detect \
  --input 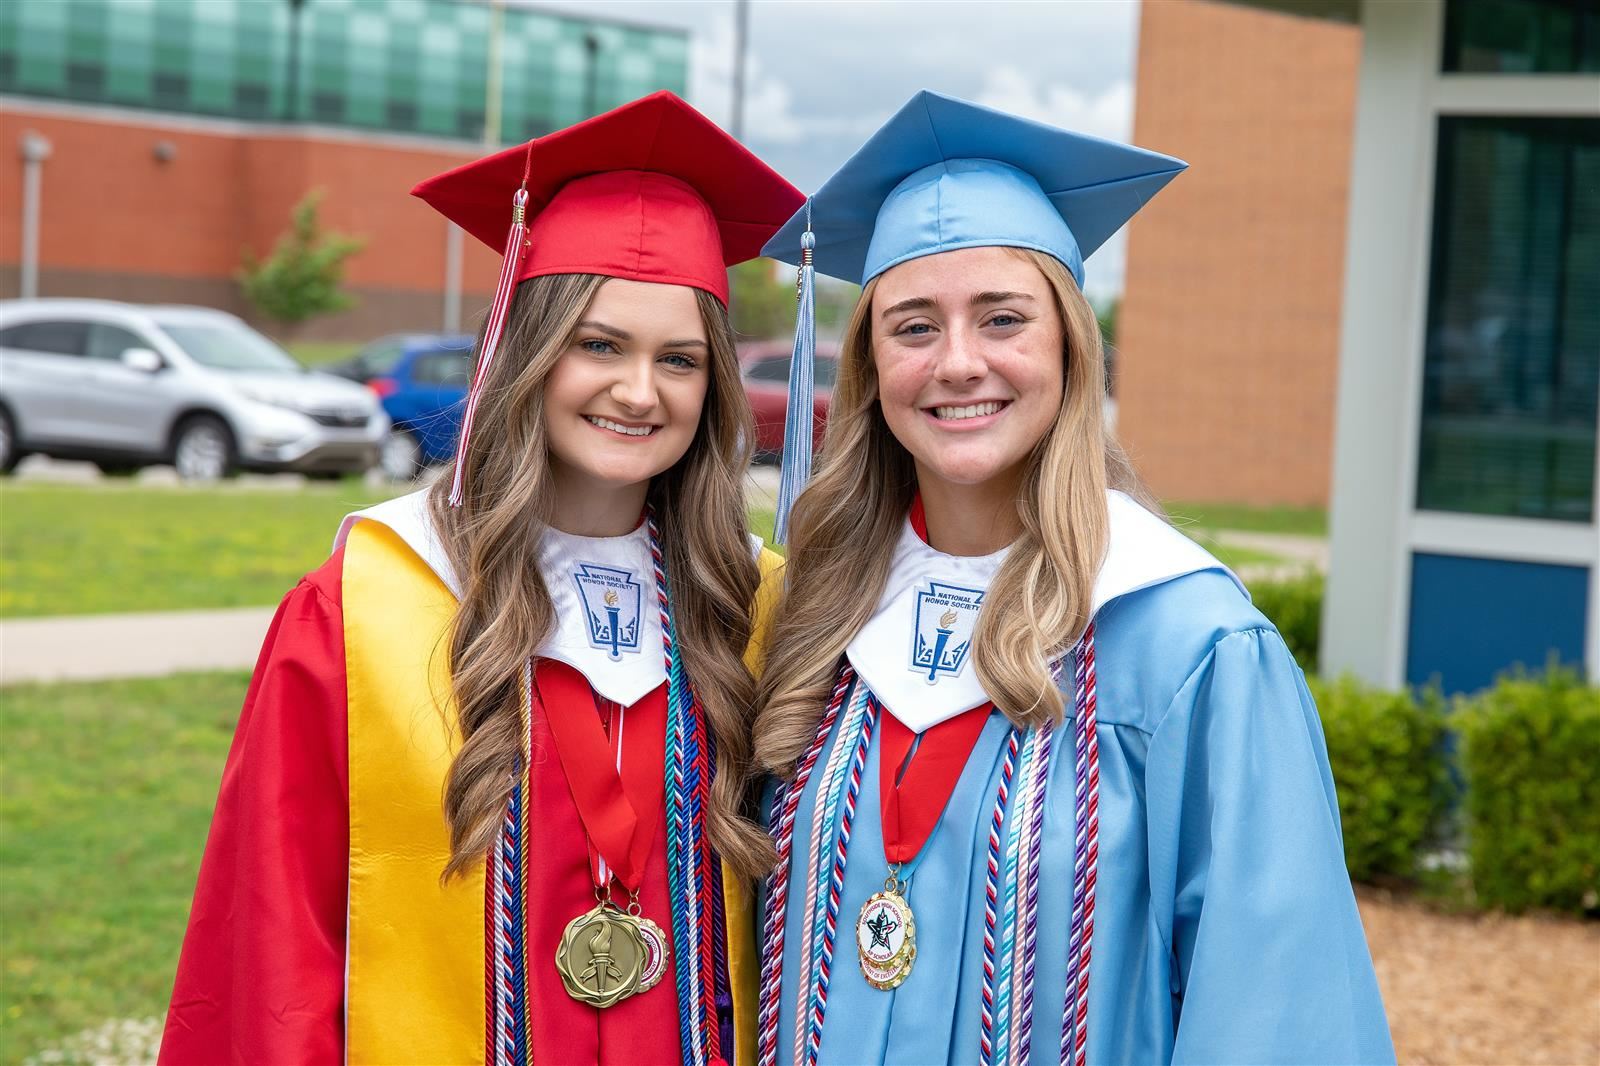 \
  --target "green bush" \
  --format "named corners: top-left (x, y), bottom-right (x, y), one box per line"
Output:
top-left (1311, 675), bottom-right (1450, 883)
top-left (1456, 665), bottom-right (1600, 914)
top-left (1252, 571), bottom-right (1323, 671)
